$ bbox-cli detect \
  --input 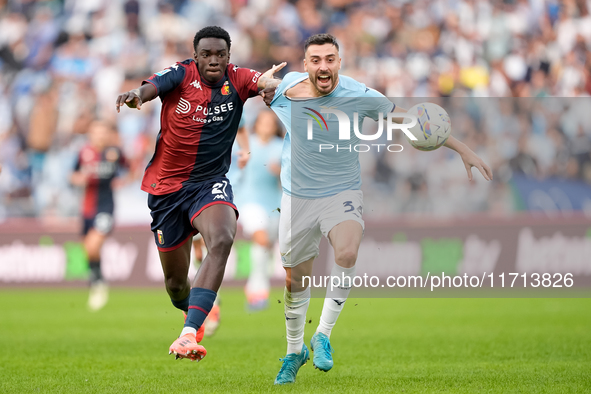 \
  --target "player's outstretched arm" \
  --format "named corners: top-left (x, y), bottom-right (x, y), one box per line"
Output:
top-left (115, 84), bottom-right (157, 113)
top-left (444, 135), bottom-right (492, 181)
top-left (389, 106), bottom-right (410, 123)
